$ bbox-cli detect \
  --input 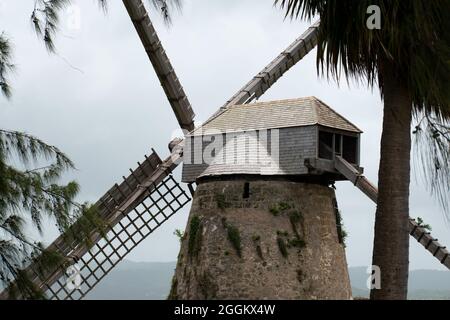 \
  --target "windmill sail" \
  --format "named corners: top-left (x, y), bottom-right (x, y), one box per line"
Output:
top-left (123, 0), bottom-right (195, 132)
top-left (221, 21), bottom-right (320, 110)
top-left (0, 147), bottom-right (190, 300)
top-left (334, 156), bottom-right (450, 270)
